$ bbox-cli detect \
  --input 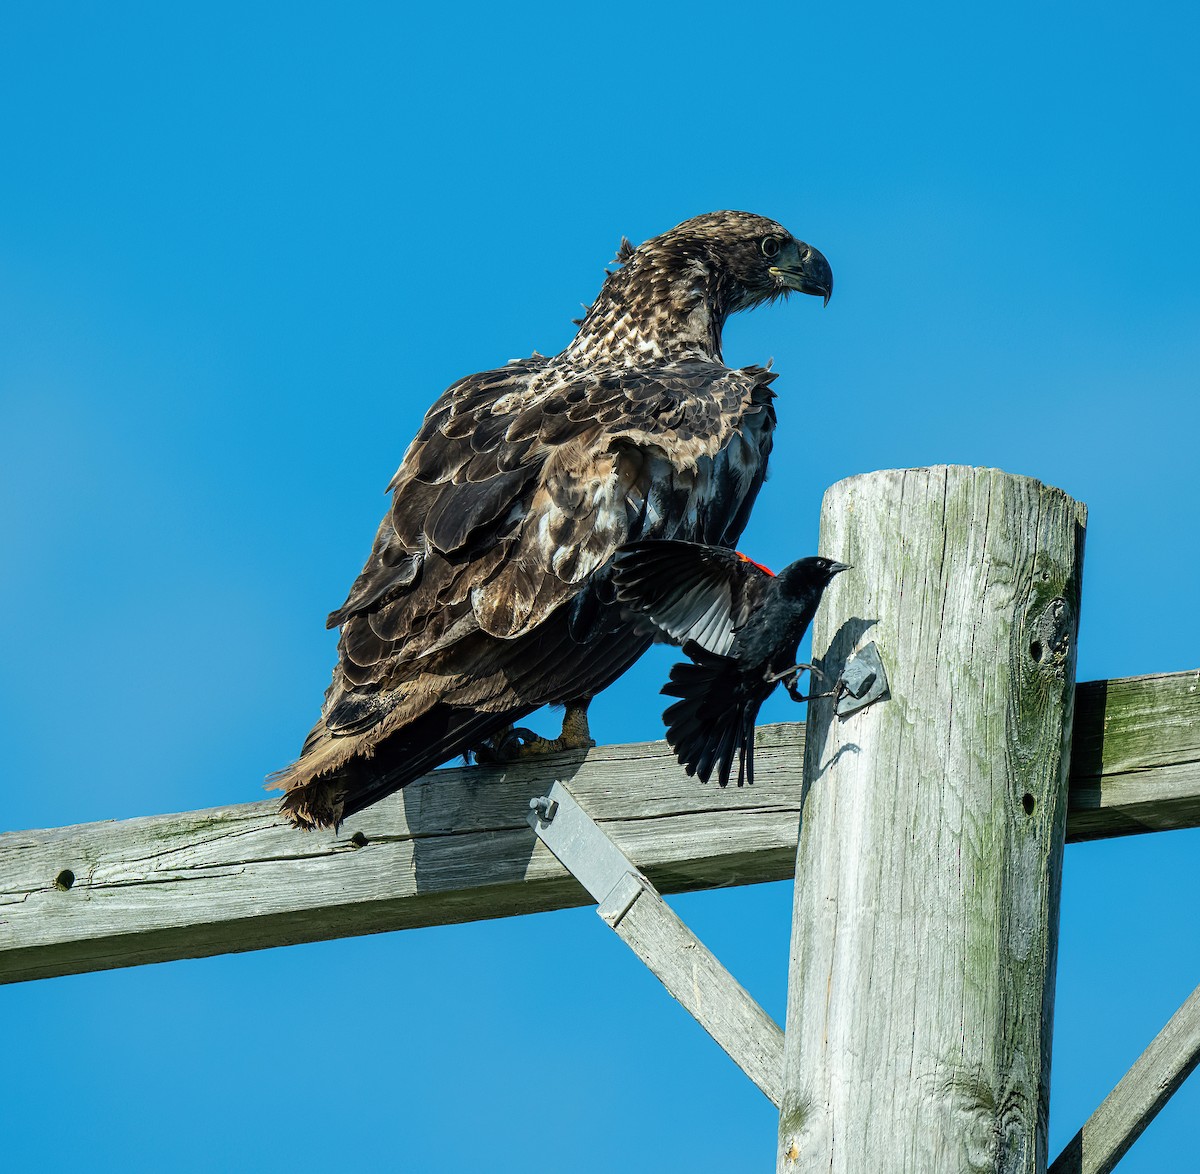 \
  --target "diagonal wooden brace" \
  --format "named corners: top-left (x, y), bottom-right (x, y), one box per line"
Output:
top-left (527, 780), bottom-right (784, 1105)
top-left (1049, 980), bottom-right (1200, 1174)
